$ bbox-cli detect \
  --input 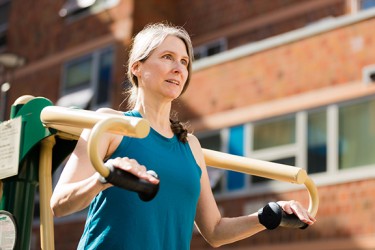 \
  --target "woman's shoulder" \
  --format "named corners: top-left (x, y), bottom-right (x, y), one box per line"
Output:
top-left (95, 107), bottom-right (123, 115)
top-left (187, 134), bottom-right (205, 168)
top-left (187, 133), bottom-right (199, 145)
top-left (94, 108), bottom-right (125, 158)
